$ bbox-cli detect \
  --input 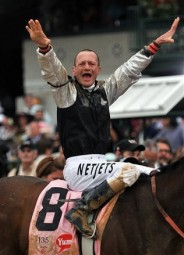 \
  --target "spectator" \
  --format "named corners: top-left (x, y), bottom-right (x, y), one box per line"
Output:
top-left (153, 117), bottom-right (184, 153)
top-left (154, 138), bottom-right (173, 168)
top-left (13, 112), bottom-right (34, 145)
top-left (23, 95), bottom-right (54, 132)
top-left (110, 122), bottom-right (119, 147)
top-left (0, 115), bottom-right (16, 143)
top-left (30, 104), bottom-right (53, 126)
top-left (36, 156), bottom-right (65, 181)
top-left (144, 118), bottom-right (162, 139)
top-left (115, 139), bottom-right (145, 164)
top-left (22, 120), bottom-right (48, 144)
top-left (143, 139), bottom-right (158, 167)
top-left (0, 116), bottom-right (16, 161)
top-left (22, 94), bottom-right (40, 114)
top-left (31, 107), bottom-right (54, 137)
top-left (34, 138), bottom-right (54, 165)
top-left (7, 140), bottom-right (38, 177)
